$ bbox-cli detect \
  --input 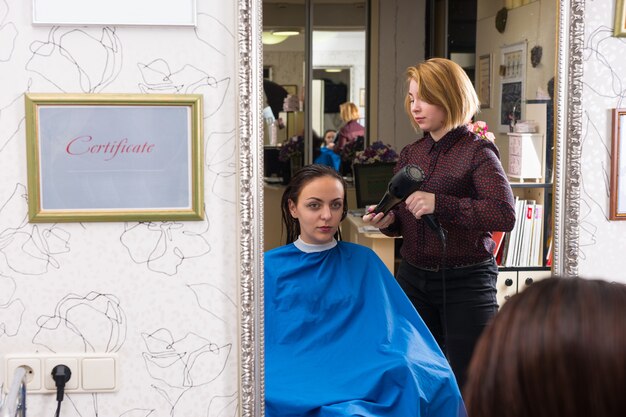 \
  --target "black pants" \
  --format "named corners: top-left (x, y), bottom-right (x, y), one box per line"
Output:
top-left (396, 258), bottom-right (498, 391)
